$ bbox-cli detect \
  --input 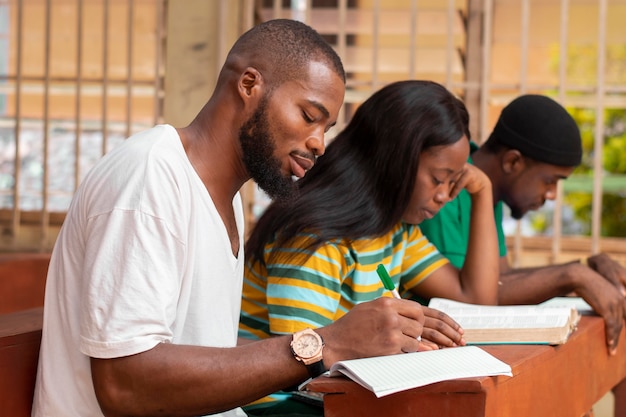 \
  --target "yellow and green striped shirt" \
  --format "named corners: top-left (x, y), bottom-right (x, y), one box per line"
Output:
top-left (239, 222), bottom-right (448, 339)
